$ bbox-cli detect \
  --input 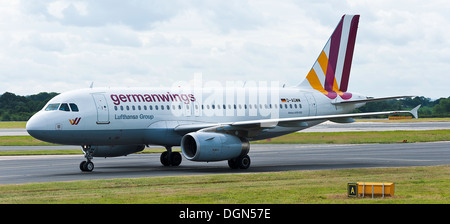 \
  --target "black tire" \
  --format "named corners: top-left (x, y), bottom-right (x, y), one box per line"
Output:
top-left (160, 151), bottom-right (170, 166)
top-left (171, 152), bottom-right (182, 166)
top-left (237, 155), bottom-right (251, 169)
top-left (85, 161), bottom-right (94, 172)
top-left (80, 161), bottom-right (94, 172)
top-left (228, 159), bottom-right (239, 169)
top-left (80, 161), bottom-right (87, 171)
